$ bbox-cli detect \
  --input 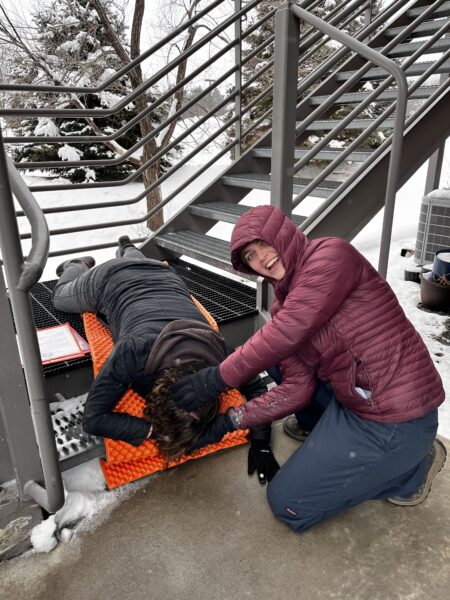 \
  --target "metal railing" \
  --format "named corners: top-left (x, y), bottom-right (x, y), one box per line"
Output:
top-left (270, 0), bottom-right (449, 277)
top-left (0, 128), bottom-right (64, 513)
top-left (0, 0), bottom-right (369, 259)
